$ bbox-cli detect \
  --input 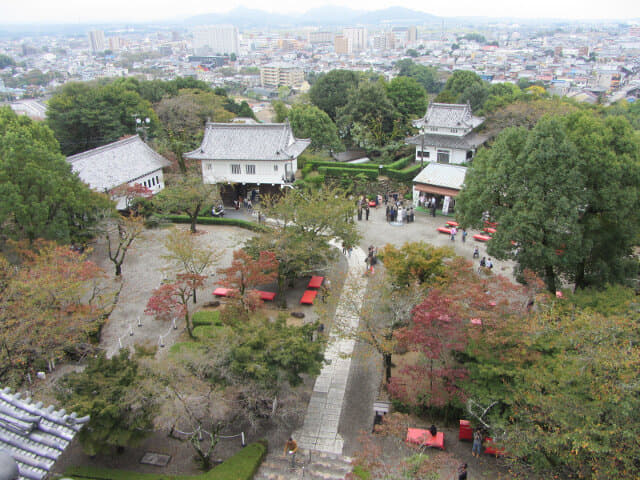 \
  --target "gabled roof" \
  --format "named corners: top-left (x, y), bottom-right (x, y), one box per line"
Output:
top-left (413, 102), bottom-right (484, 130)
top-left (406, 131), bottom-right (489, 150)
top-left (0, 386), bottom-right (89, 480)
top-left (413, 162), bottom-right (468, 190)
top-left (67, 135), bottom-right (170, 192)
top-left (184, 122), bottom-right (310, 161)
